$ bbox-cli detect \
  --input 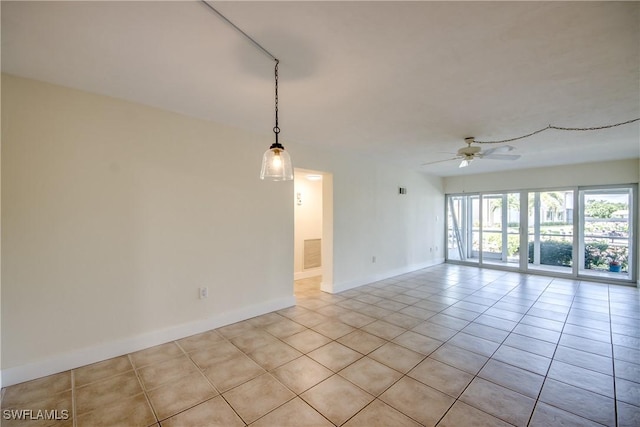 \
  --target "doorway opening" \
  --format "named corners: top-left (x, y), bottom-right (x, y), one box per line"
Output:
top-left (293, 168), bottom-right (333, 296)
